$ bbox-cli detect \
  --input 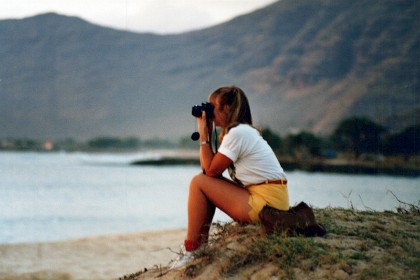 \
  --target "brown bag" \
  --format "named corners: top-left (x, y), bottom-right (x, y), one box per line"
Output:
top-left (258, 201), bottom-right (326, 237)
